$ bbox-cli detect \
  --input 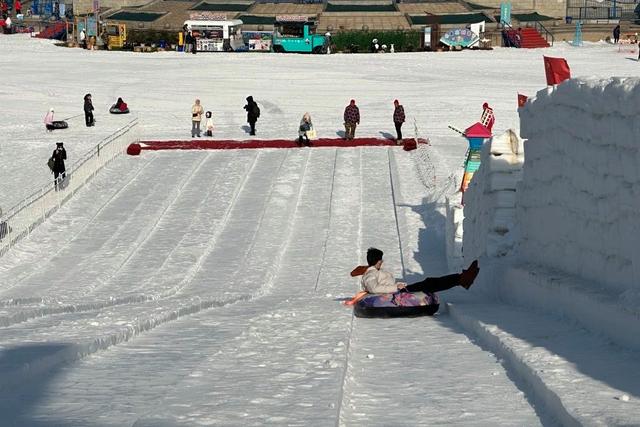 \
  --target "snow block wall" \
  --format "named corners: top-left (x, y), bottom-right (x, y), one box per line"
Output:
top-left (463, 130), bottom-right (524, 262)
top-left (519, 78), bottom-right (640, 294)
top-left (445, 196), bottom-right (464, 270)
